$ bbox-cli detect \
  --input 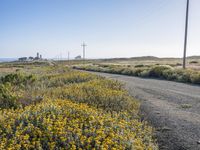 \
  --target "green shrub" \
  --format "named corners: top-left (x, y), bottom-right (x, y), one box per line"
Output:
top-left (0, 66), bottom-right (158, 149)
top-left (99, 64), bottom-right (110, 68)
top-left (47, 79), bottom-right (139, 117)
top-left (162, 69), bottom-right (177, 80)
top-left (189, 60), bottom-right (198, 64)
top-left (135, 64), bottom-right (144, 68)
top-left (0, 83), bottom-right (18, 109)
top-left (121, 68), bottom-right (134, 76)
top-left (176, 70), bottom-right (191, 83)
top-left (190, 72), bottom-right (200, 84)
top-left (148, 66), bottom-right (172, 78)
top-left (0, 73), bottom-right (37, 109)
top-left (140, 70), bottom-right (150, 77)
top-left (101, 67), bottom-right (112, 73)
top-left (0, 99), bottom-right (157, 150)
top-left (176, 63), bottom-right (182, 66)
top-left (73, 64), bottom-right (200, 85)
top-left (0, 73), bottom-right (36, 87)
top-left (109, 67), bottom-right (124, 74)
top-left (132, 69), bottom-right (144, 76)
top-left (45, 72), bottom-right (98, 87)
